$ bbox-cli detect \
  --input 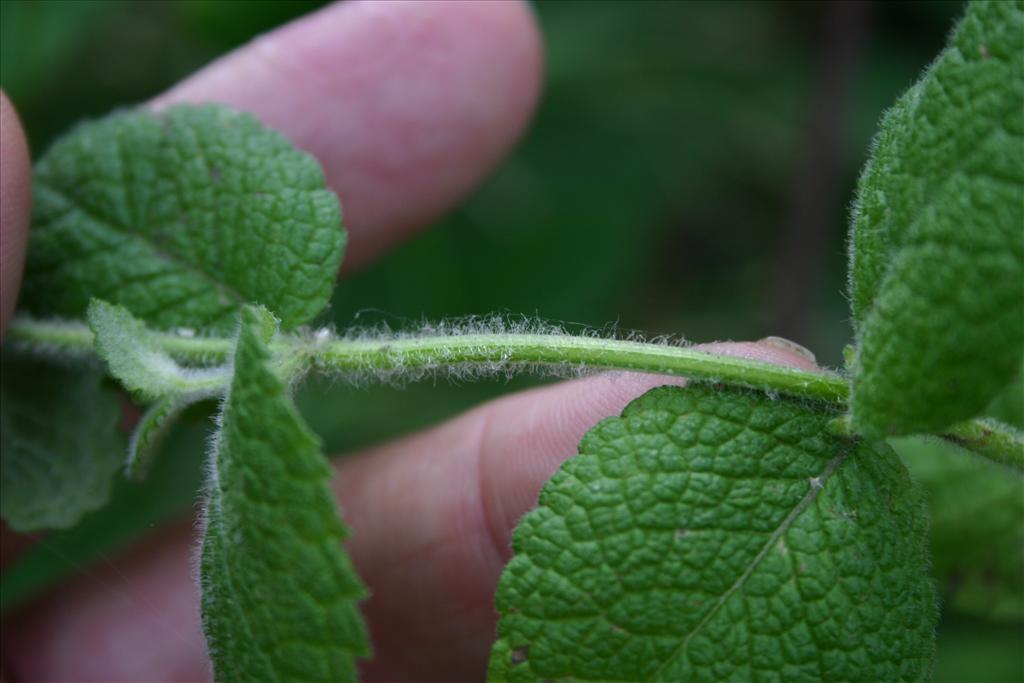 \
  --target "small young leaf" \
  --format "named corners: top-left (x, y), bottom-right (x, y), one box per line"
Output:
top-left (200, 306), bottom-right (369, 682)
top-left (0, 356), bottom-right (124, 532)
top-left (894, 435), bottom-right (1024, 622)
top-left (88, 298), bottom-right (229, 401)
top-left (24, 104), bottom-right (345, 332)
top-left (490, 385), bottom-right (936, 682)
top-left (125, 395), bottom-right (186, 481)
top-left (848, 0), bottom-right (1024, 436)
